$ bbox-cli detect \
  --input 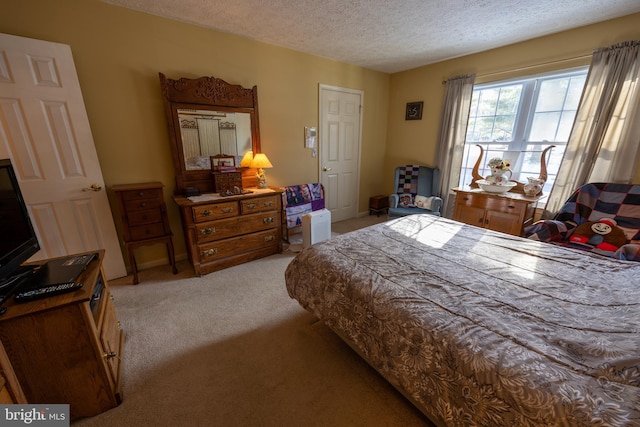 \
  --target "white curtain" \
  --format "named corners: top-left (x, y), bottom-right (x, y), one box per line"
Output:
top-left (546, 40), bottom-right (640, 214)
top-left (197, 118), bottom-right (221, 156)
top-left (434, 74), bottom-right (476, 218)
top-left (219, 128), bottom-right (238, 156)
top-left (180, 128), bottom-right (200, 160)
